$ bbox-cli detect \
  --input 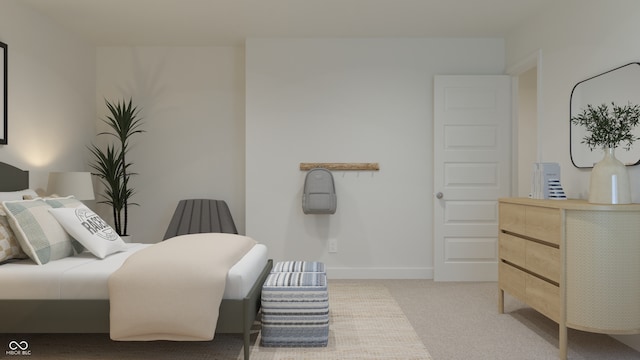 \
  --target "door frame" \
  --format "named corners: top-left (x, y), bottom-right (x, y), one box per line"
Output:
top-left (506, 49), bottom-right (543, 196)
